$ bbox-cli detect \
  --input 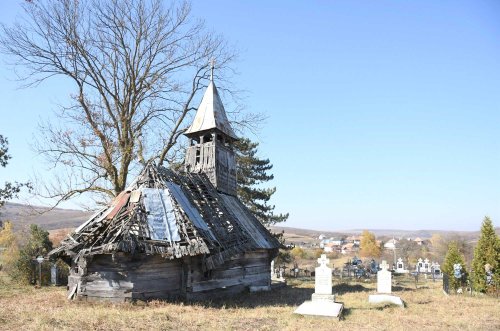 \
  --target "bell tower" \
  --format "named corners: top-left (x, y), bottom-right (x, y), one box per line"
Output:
top-left (183, 62), bottom-right (238, 196)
